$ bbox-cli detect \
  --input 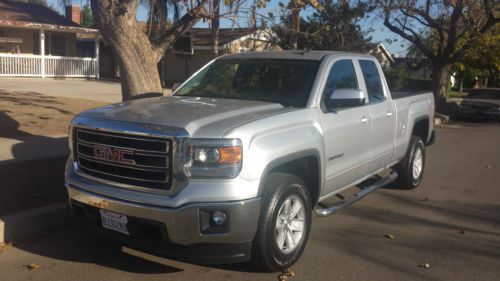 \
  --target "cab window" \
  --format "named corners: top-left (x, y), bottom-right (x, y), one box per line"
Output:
top-left (322, 60), bottom-right (358, 98)
top-left (359, 60), bottom-right (384, 103)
